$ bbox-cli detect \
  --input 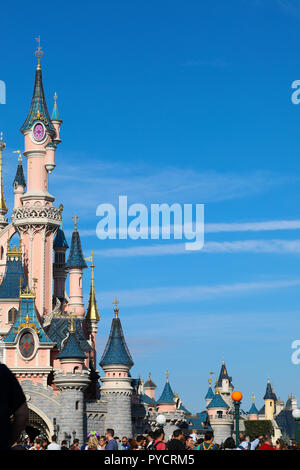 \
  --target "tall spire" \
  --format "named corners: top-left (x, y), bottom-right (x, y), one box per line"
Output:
top-left (12, 150), bottom-right (26, 188)
top-left (0, 132), bottom-right (8, 216)
top-left (66, 214), bottom-right (87, 269)
top-left (20, 38), bottom-right (56, 139)
top-left (85, 251), bottom-right (100, 322)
